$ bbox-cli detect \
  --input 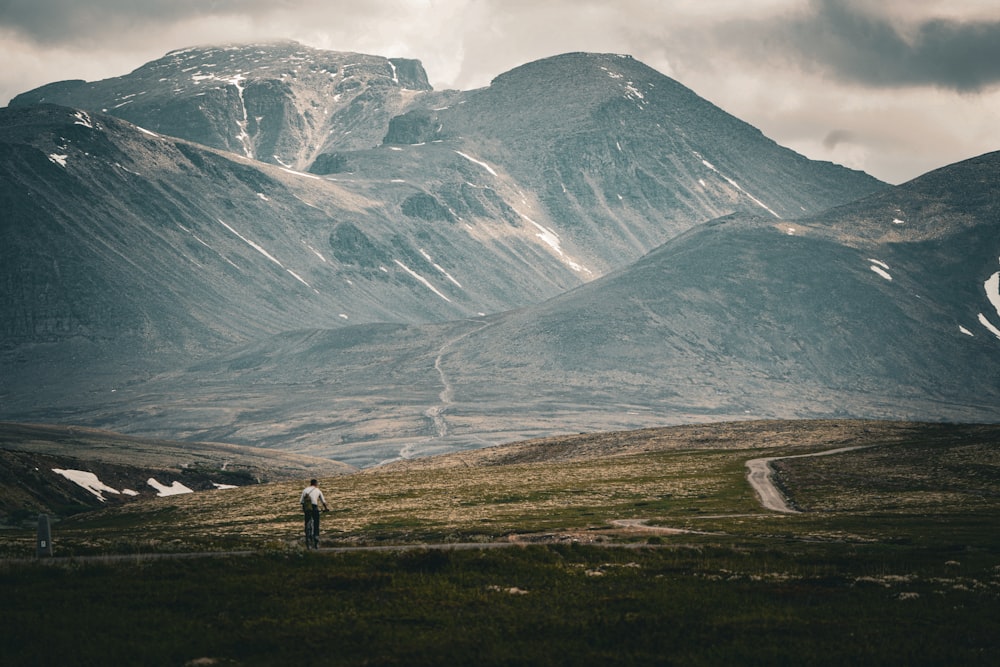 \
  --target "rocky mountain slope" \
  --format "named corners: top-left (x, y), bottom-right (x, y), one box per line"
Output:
top-left (1, 46), bottom-right (887, 436)
top-left (0, 104), bottom-right (584, 405)
top-left (4, 43), bottom-right (956, 467)
top-left (11, 152), bottom-right (995, 469)
top-left (420, 152), bottom-right (1000, 445)
top-left (396, 52), bottom-right (883, 265)
top-left (11, 41), bottom-right (433, 170)
top-left (10, 44), bottom-right (884, 276)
